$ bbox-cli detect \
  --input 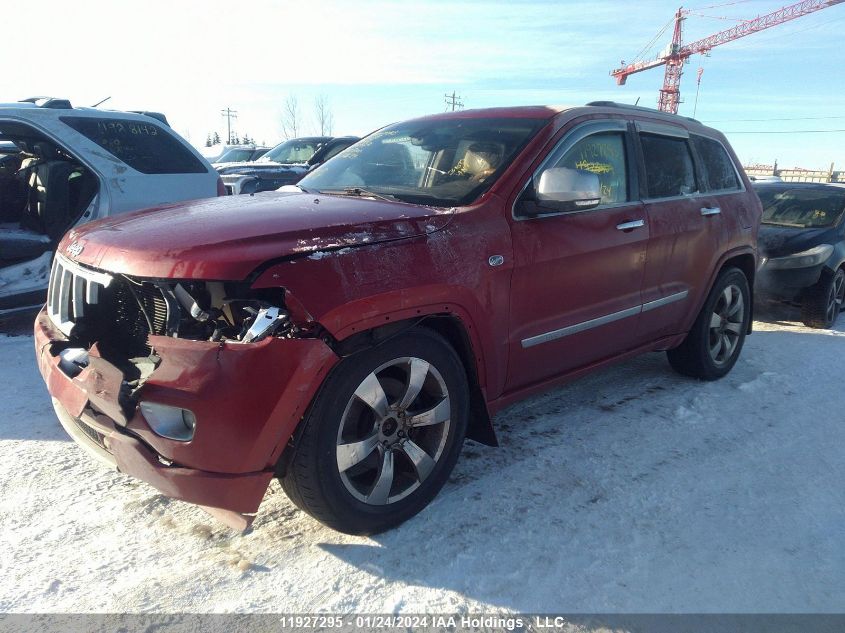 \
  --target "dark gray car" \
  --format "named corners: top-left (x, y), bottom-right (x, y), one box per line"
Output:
top-left (755, 182), bottom-right (845, 328)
